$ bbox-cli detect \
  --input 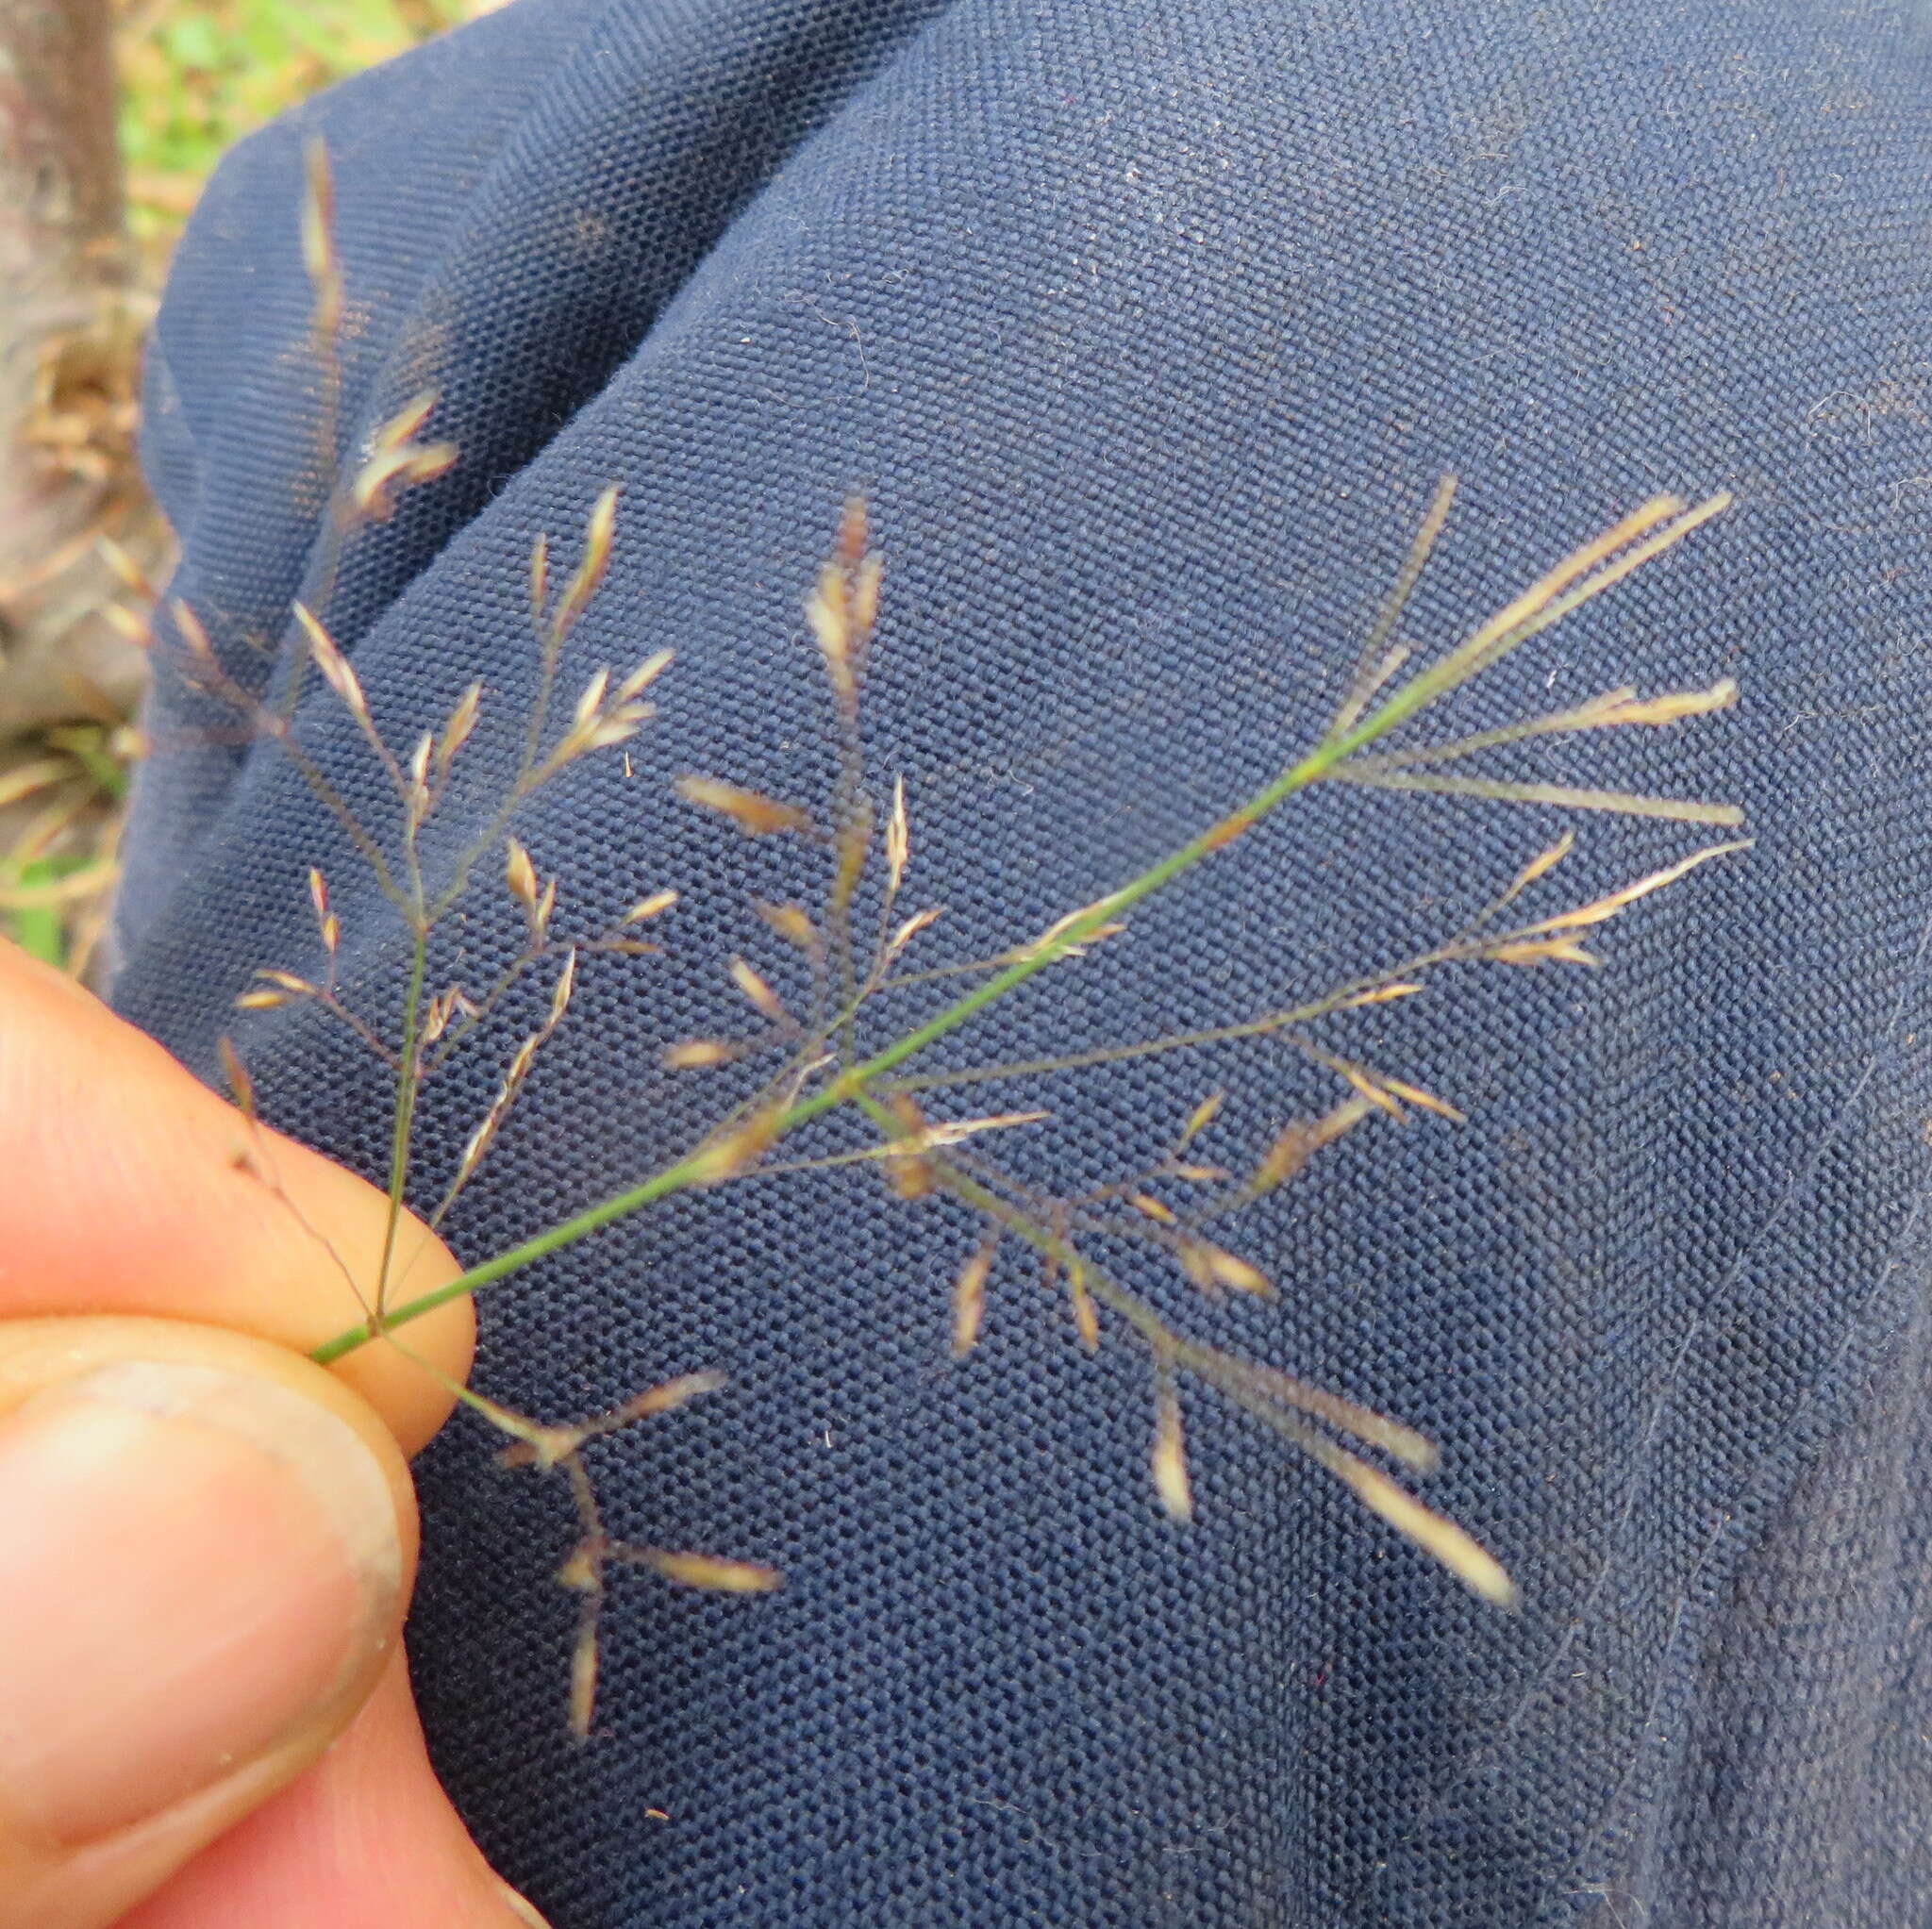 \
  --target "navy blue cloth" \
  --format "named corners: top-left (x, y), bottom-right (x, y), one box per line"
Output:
top-left (117, 2), bottom-right (1932, 1922)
